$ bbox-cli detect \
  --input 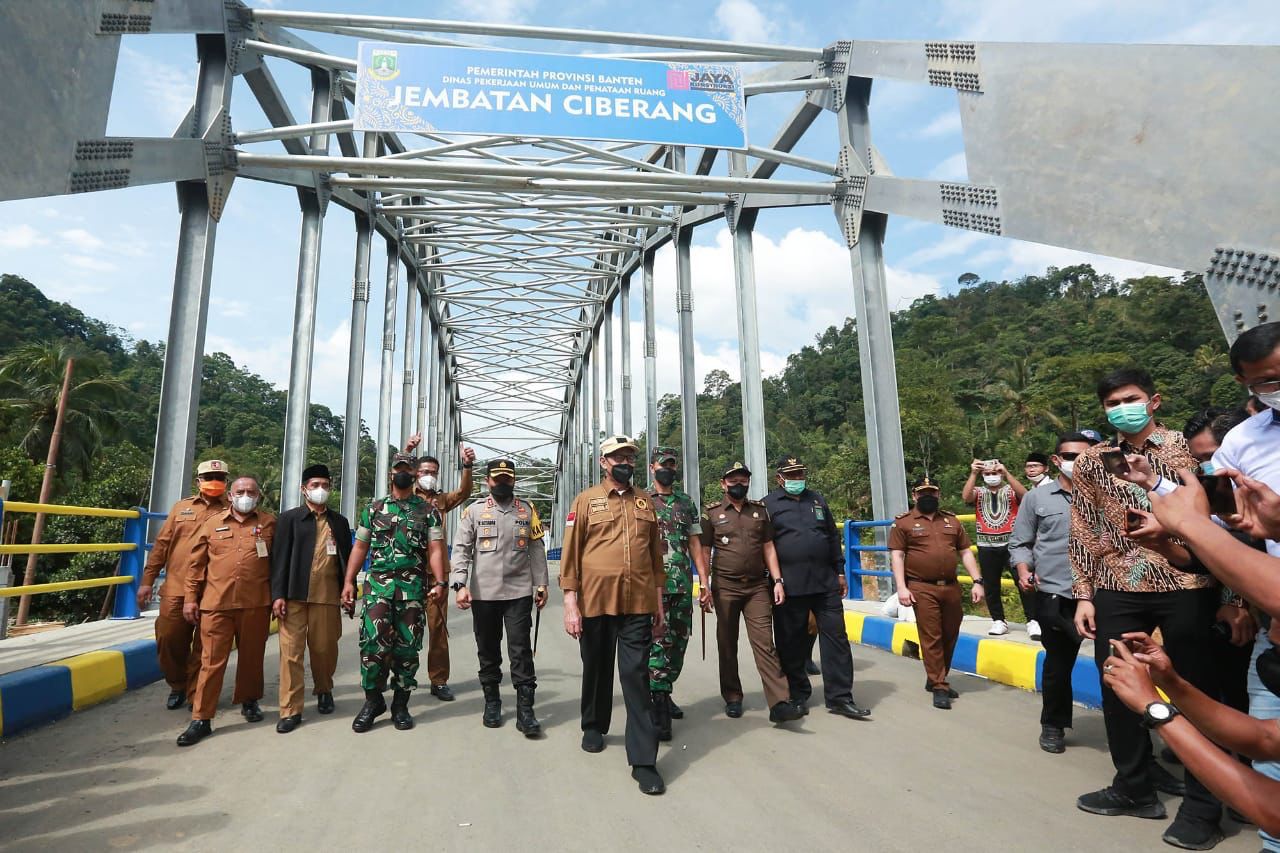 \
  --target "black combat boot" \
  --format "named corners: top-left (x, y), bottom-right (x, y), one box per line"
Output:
top-left (482, 683), bottom-right (503, 728)
top-left (390, 688), bottom-right (414, 730)
top-left (515, 685), bottom-right (542, 738)
top-left (651, 691), bottom-right (673, 742)
top-left (352, 689), bottom-right (387, 733)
